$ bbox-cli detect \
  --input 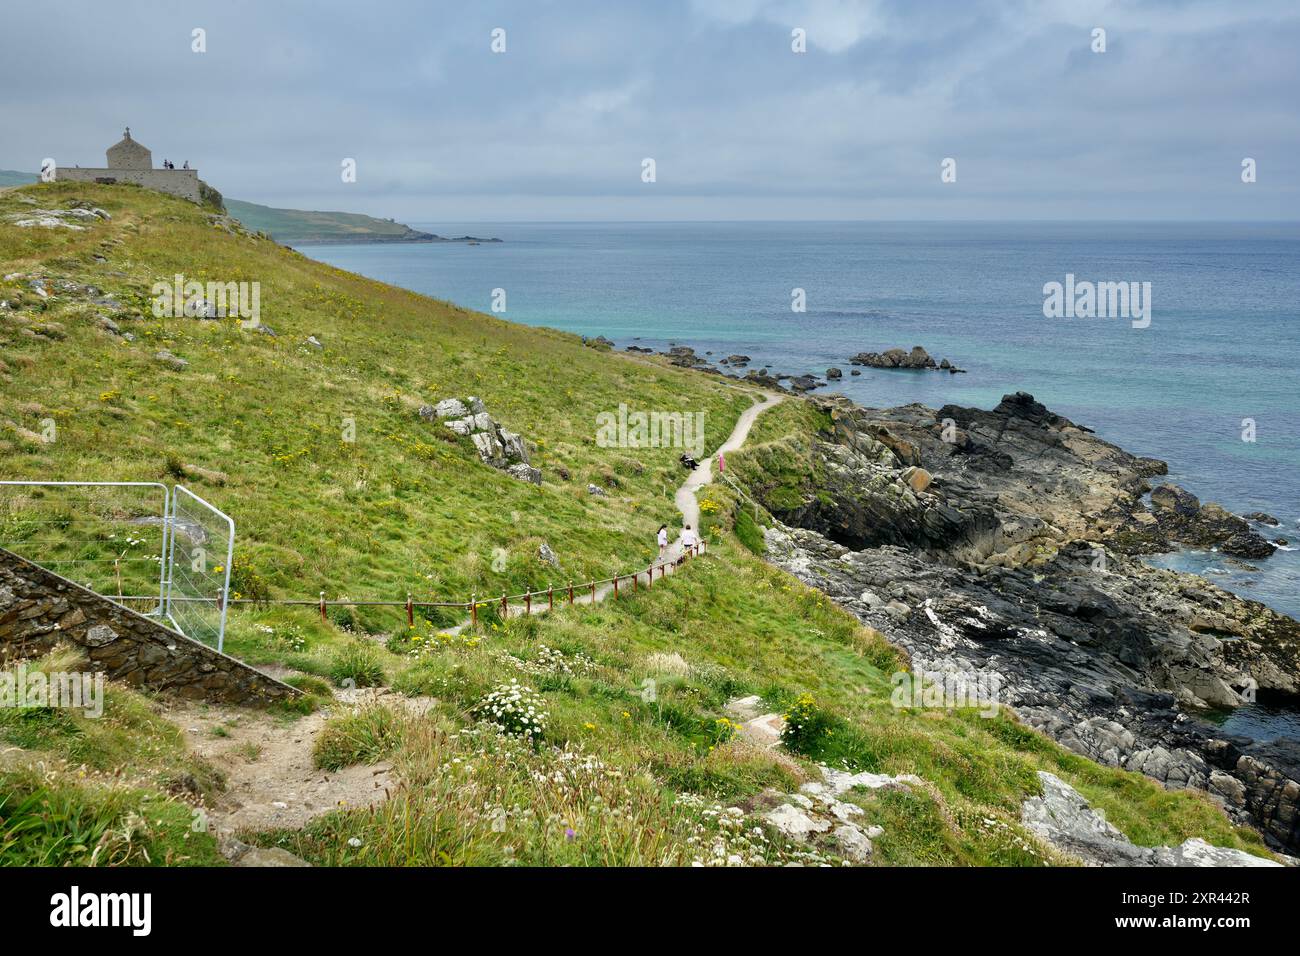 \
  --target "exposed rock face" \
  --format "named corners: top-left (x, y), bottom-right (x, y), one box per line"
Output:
top-left (761, 765), bottom-right (911, 863)
top-left (422, 396), bottom-right (539, 483)
top-left (1022, 772), bottom-right (1278, 866)
top-left (744, 391), bottom-right (1300, 853)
